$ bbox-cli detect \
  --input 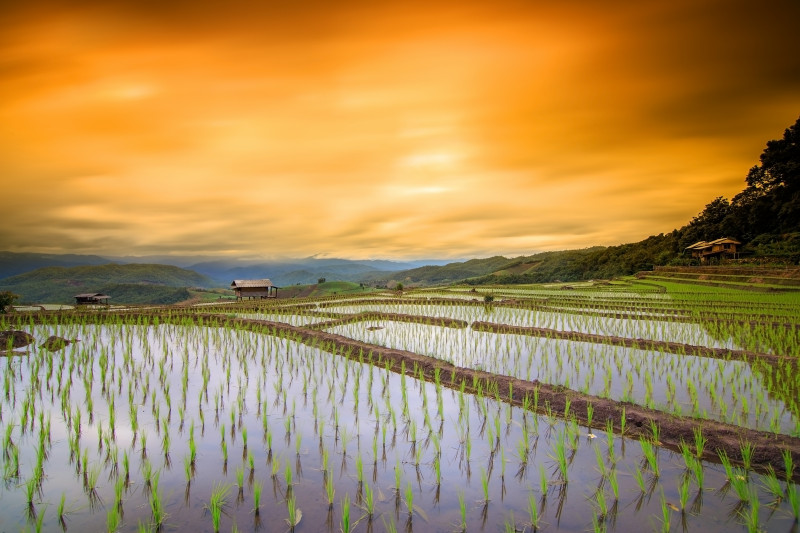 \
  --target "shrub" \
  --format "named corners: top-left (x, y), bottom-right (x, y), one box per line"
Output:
top-left (0, 291), bottom-right (18, 313)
